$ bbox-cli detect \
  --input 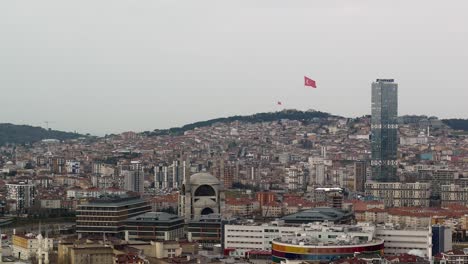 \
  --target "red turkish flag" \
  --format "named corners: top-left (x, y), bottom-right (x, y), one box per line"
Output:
top-left (304, 76), bottom-right (317, 88)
